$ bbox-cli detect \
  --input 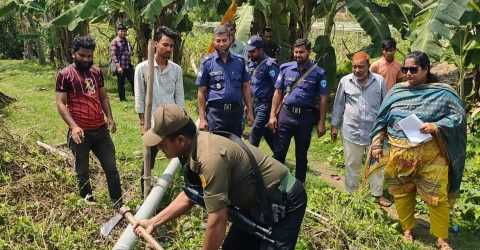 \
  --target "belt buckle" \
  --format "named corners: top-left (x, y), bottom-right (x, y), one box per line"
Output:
top-left (293, 107), bottom-right (301, 114)
top-left (224, 103), bottom-right (232, 111)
